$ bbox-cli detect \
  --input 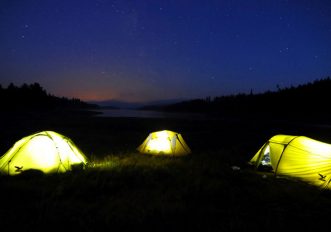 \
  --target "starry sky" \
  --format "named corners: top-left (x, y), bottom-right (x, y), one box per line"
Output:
top-left (1, 0), bottom-right (331, 103)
